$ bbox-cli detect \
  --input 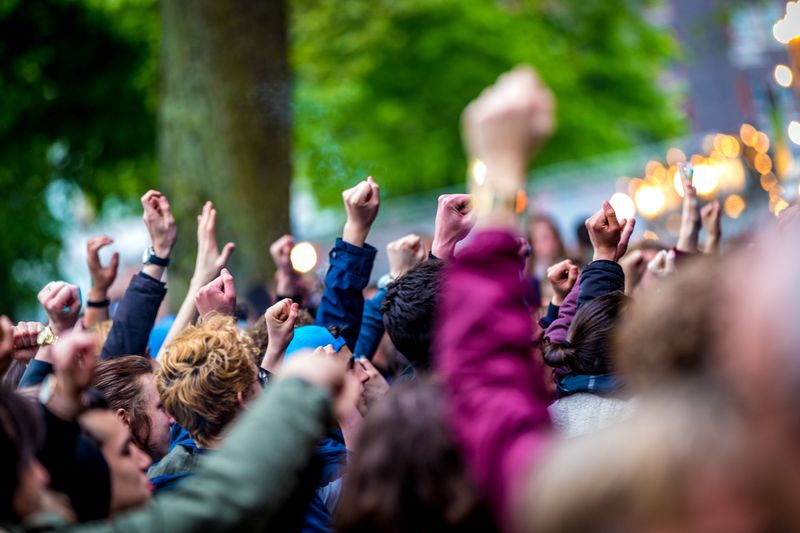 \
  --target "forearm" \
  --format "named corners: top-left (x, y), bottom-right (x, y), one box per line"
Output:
top-left (157, 278), bottom-right (202, 361)
top-left (108, 378), bottom-right (332, 532)
top-left (436, 230), bottom-right (552, 529)
top-left (704, 235), bottom-right (720, 255)
top-left (577, 261), bottom-right (624, 309)
top-left (353, 288), bottom-right (386, 360)
top-left (83, 288), bottom-right (110, 327)
top-left (101, 273), bottom-right (167, 359)
top-left (315, 239), bottom-right (376, 350)
top-left (544, 280), bottom-right (578, 344)
top-left (676, 224), bottom-right (699, 254)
